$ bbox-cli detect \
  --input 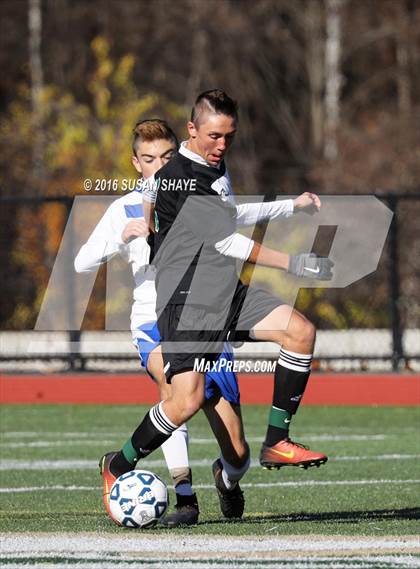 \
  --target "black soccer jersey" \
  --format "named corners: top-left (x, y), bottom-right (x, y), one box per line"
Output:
top-left (153, 151), bottom-right (239, 311)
